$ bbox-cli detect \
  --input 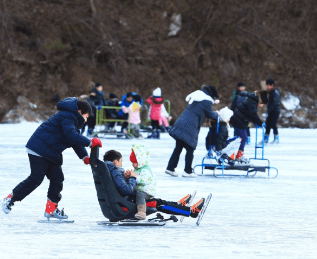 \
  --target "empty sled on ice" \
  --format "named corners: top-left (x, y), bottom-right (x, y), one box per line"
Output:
top-left (194, 124), bottom-right (278, 178)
